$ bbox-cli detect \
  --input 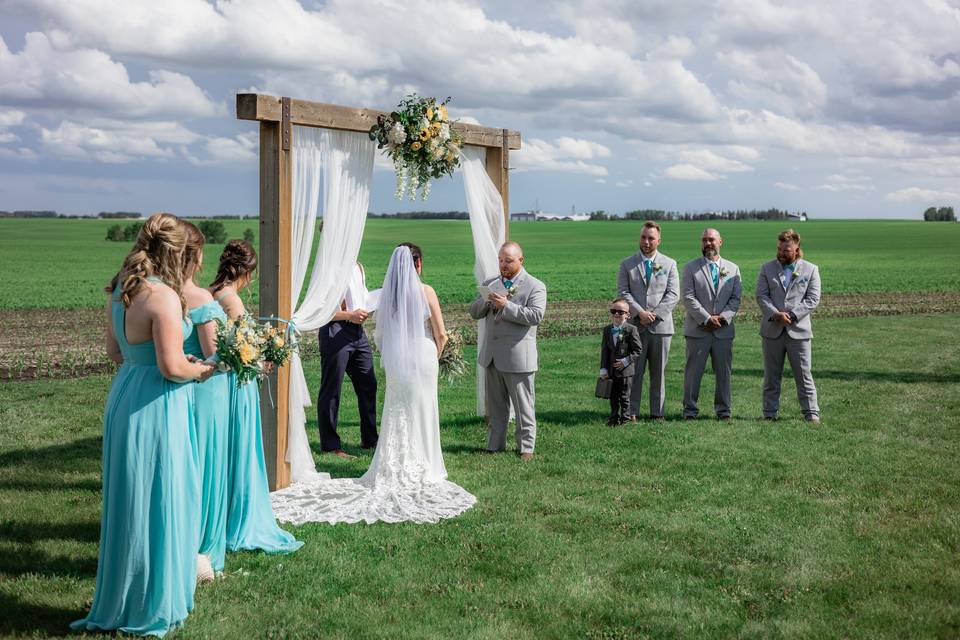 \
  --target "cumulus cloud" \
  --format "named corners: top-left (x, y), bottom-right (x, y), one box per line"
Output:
top-left (885, 187), bottom-right (960, 203)
top-left (513, 137), bottom-right (611, 176)
top-left (664, 164), bottom-right (719, 181)
top-left (816, 174), bottom-right (874, 192)
top-left (774, 181), bottom-right (801, 191)
top-left (0, 33), bottom-right (218, 119)
top-left (40, 120), bottom-right (199, 163)
top-left (677, 148), bottom-right (754, 173)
